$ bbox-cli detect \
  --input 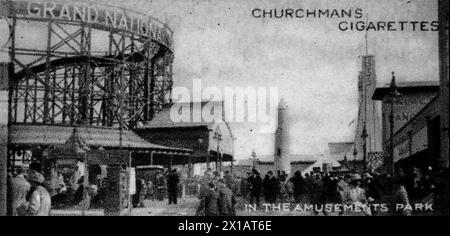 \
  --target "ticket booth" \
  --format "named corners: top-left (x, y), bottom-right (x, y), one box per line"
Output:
top-left (96, 150), bottom-right (133, 216)
top-left (47, 129), bottom-right (91, 215)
